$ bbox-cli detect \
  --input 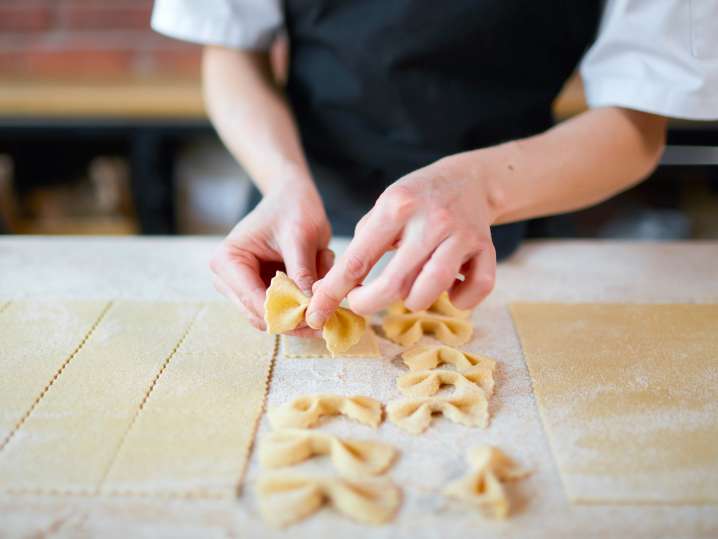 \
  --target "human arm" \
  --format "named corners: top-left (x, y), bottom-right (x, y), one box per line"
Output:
top-left (306, 106), bottom-right (666, 327)
top-left (203, 45), bottom-right (333, 332)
